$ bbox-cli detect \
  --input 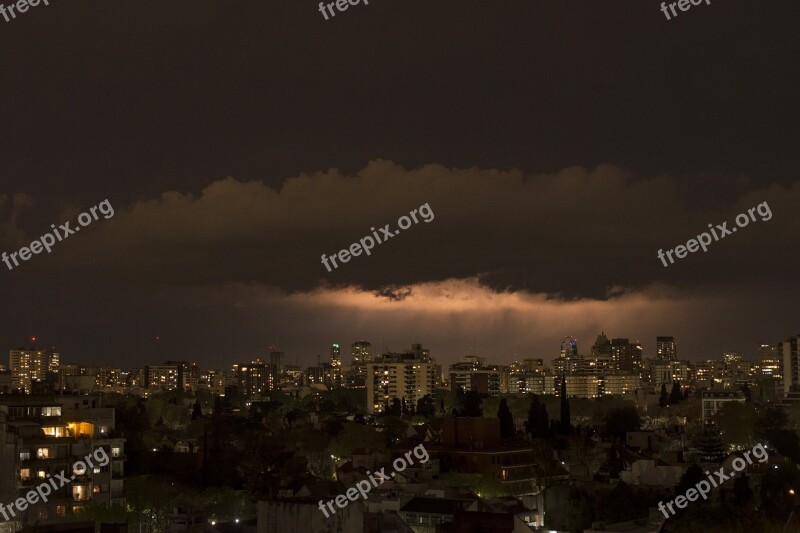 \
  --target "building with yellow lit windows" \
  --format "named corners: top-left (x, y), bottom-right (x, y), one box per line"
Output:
top-left (0, 394), bottom-right (125, 523)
